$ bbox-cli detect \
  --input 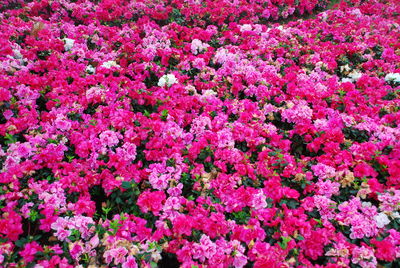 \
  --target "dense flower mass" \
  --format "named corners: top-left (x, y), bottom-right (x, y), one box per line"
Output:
top-left (0, 0), bottom-right (400, 267)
